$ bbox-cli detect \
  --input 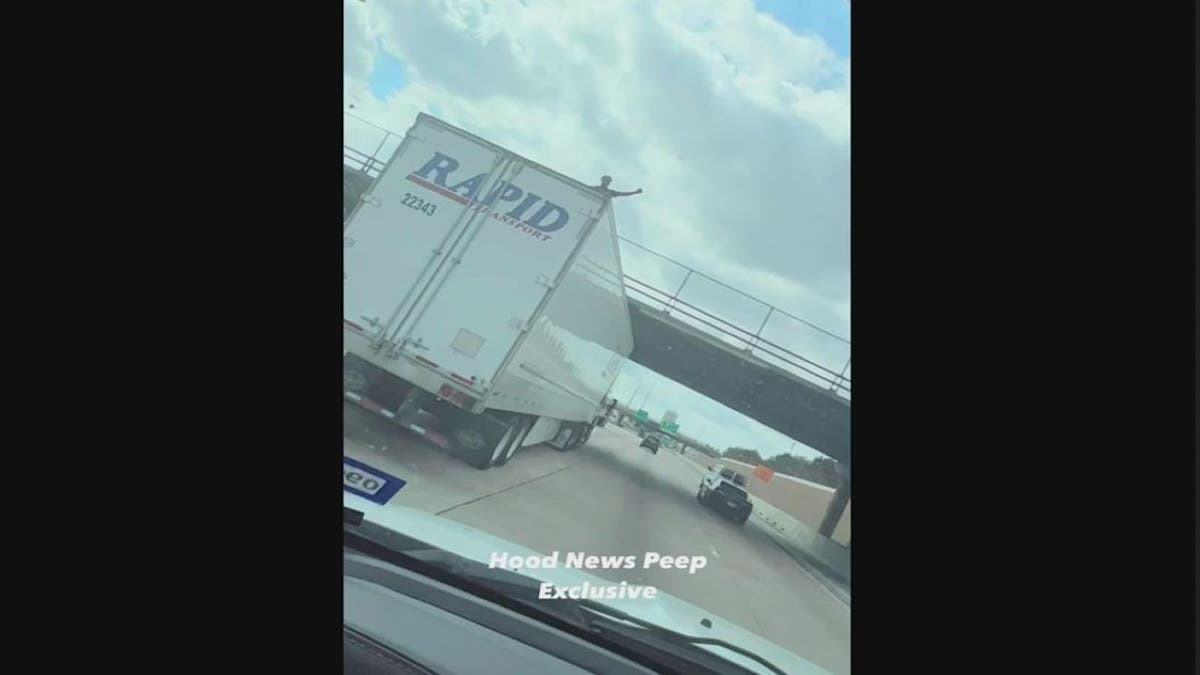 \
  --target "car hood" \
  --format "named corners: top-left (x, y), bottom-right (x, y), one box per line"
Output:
top-left (345, 492), bottom-right (831, 675)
